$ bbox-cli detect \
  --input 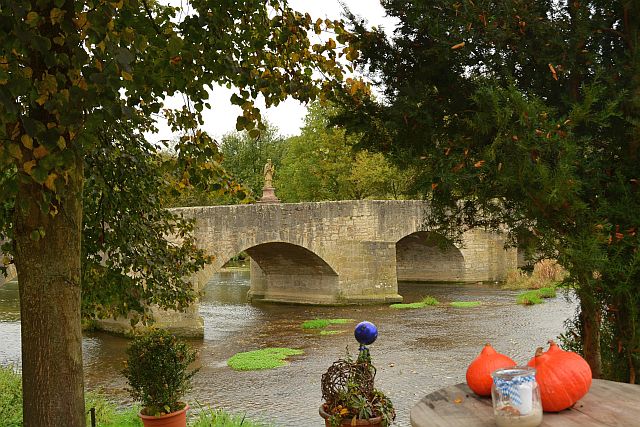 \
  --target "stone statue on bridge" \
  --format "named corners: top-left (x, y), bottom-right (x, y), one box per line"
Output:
top-left (259, 158), bottom-right (280, 203)
top-left (263, 158), bottom-right (275, 188)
